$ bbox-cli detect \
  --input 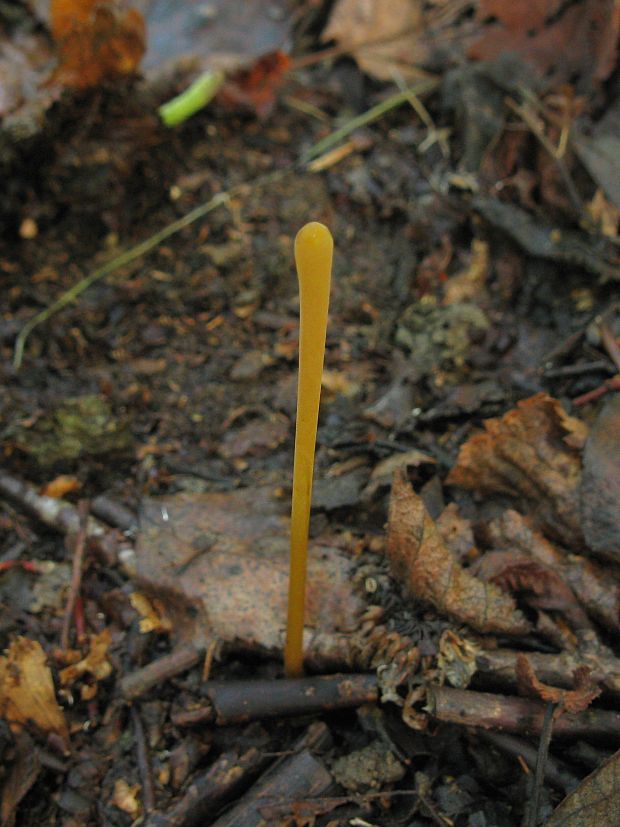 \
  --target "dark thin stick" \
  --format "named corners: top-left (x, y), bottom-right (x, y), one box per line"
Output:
top-left (60, 500), bottom-right (90, 651)
top-left (132, 706), bottom-right (156, 815)
top-left (477, 730), bottom-right (577, 793)
top-left (203, 673), bottom-right (379, 725)
top-left (599, 321), bottom-right (620, 373)
top-left (542, 360), bottom-right (614, 378)
top-left (573, 374), bottom-right (620, 406)
top-left (527, 701), bottom-right (555, 827)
